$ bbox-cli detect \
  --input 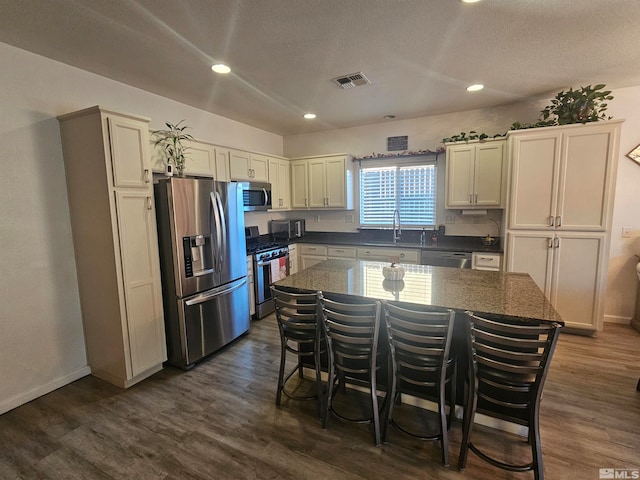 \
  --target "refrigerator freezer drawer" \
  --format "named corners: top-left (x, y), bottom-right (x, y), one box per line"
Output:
top-left (169, 277), bottom-right (250, 368)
